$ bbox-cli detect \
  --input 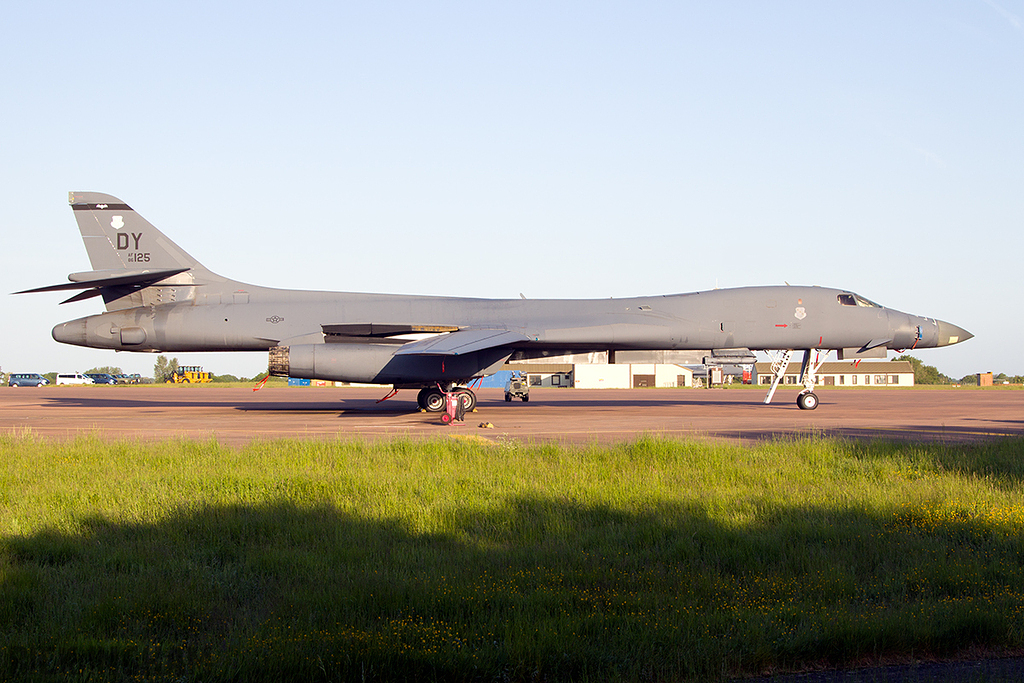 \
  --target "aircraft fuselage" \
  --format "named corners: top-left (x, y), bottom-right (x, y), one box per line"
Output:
top-left (52, 283), bottom-right (955, 356)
